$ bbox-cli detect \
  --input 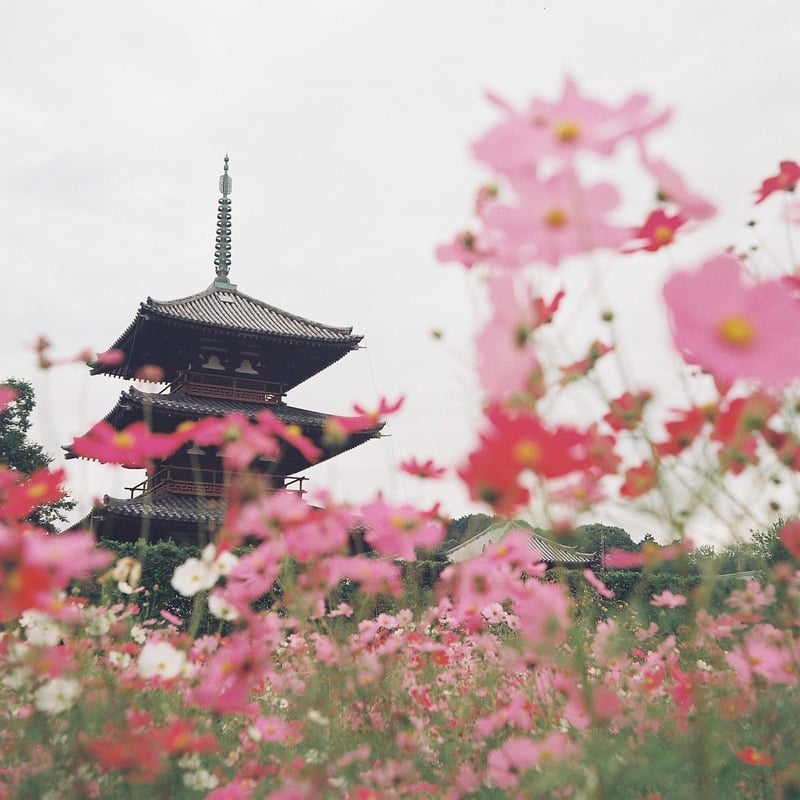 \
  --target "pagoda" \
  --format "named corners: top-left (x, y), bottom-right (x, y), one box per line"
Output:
top-left (71, 157), bottom-right (379, 544)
